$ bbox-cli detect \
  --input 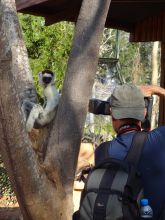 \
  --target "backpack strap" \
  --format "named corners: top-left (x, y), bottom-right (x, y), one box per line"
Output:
top-left (123, 131), bottom-right (148, 208)
top-left (95, 141), bottom-right (110, 166)
top-left (93, 132), bottom-right (148, 220)
top-left (125, 131), bottom-right (148, 166)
